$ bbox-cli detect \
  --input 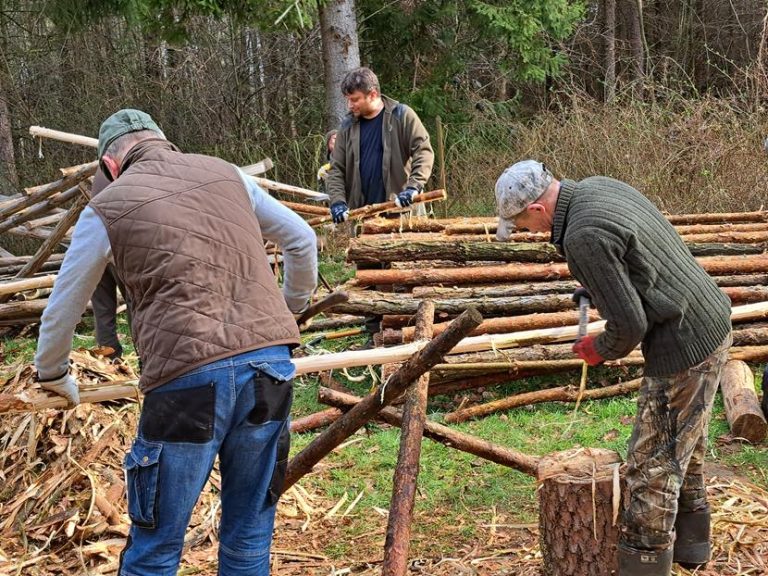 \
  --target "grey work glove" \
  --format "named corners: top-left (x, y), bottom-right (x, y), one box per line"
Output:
top-left (395, 186), bottom-right (420, 208)
top-left (38, 372), bottom-right (80, 408)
